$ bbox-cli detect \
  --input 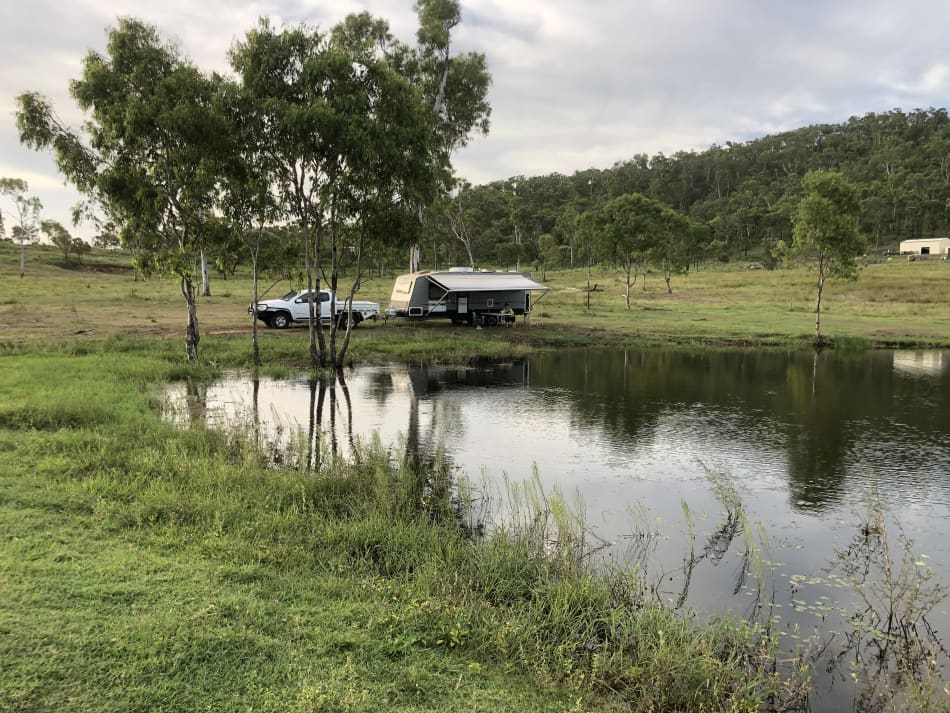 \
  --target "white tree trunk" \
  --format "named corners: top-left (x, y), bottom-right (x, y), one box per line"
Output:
top-left (200, 251), bottom-right (211, 297)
